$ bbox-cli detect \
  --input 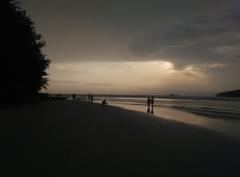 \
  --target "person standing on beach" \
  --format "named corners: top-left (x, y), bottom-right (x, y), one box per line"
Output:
top-left (102, 98), bottom-right (107, 106)
top-left (147, 97), bottom-right (151, 113)
top-left (72, 94), bottom-right (76, 100)
top-left (151, 96), bottom-right (154, 114)
top-left (91, 95), bottom-right (94, 103)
